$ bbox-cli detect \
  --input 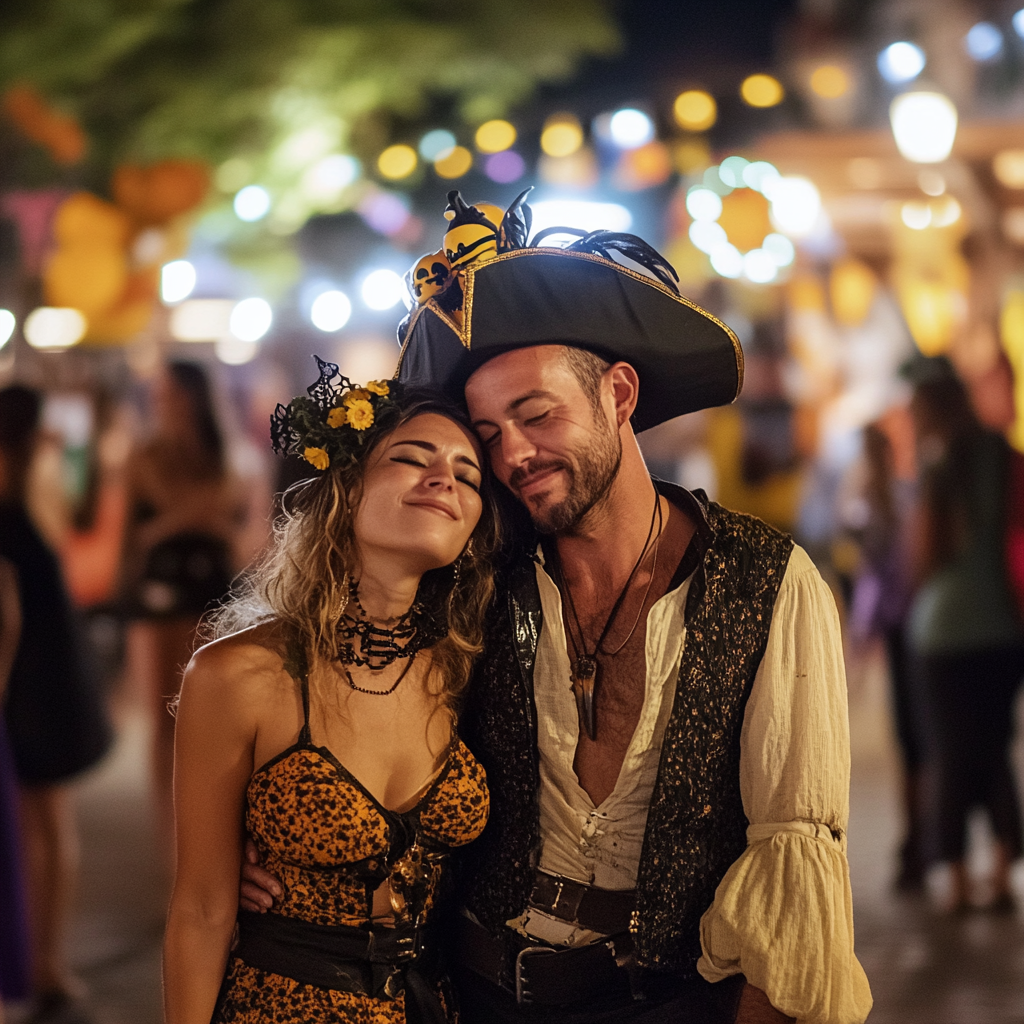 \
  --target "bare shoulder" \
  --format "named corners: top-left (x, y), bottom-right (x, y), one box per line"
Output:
top-left (183, 621), bottom-right (293, 709)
